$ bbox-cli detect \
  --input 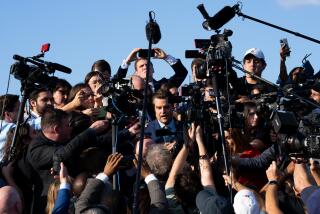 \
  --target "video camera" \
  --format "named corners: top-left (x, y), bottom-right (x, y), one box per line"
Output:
top-left (271, 110), bottom-right (320, 159)
top-left (185, 29), bottom-right (233, 79)
top-left (99, 78), bottom-right (143, 118)
top-left (10, 44), bottom-right (71, 89)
